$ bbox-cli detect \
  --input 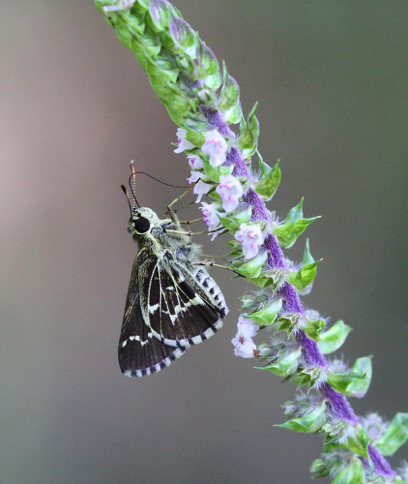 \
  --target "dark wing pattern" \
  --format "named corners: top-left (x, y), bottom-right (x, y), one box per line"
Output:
top-left (139, 255), bottom-right (225, 348)
top-left (118, 250), bottom-right (186, 377)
